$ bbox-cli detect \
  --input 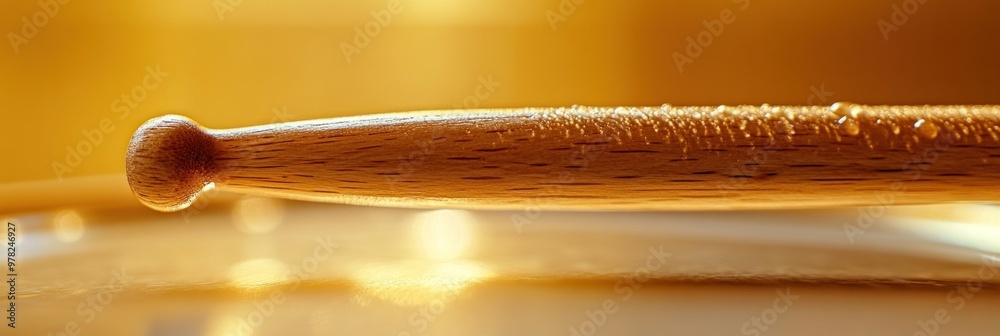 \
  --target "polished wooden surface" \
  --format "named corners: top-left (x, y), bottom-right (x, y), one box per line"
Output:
top-left (12, 201), bottom-right (1000, 335)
